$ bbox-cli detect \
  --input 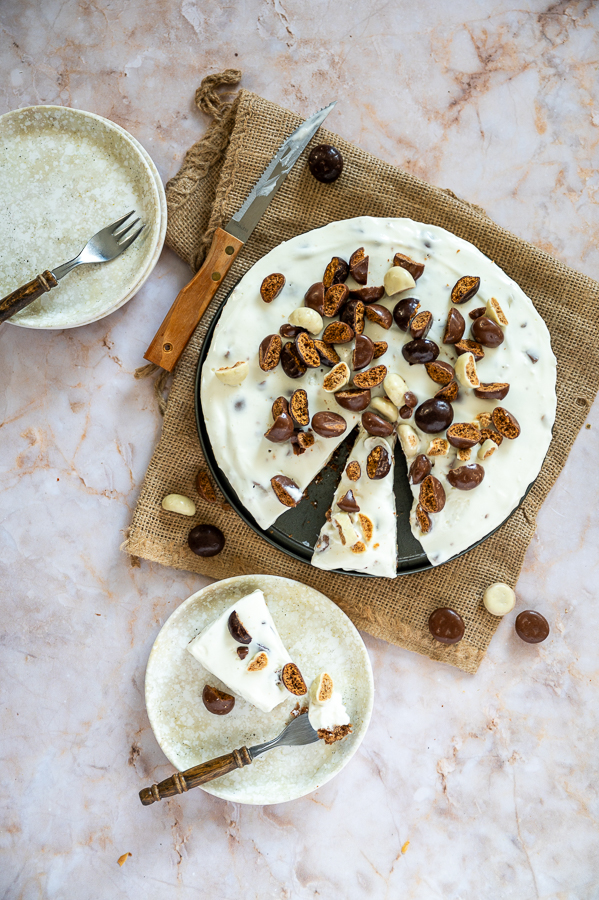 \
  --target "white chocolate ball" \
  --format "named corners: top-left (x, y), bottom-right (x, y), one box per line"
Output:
top-left (288, 307), bottom-right (323, 335)
top-left (483, 582), bottom-right (516, 616)
top-left (383, 266), bottom-right (416, 296)
top-left (161, 493), bottom-right (196, 516)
